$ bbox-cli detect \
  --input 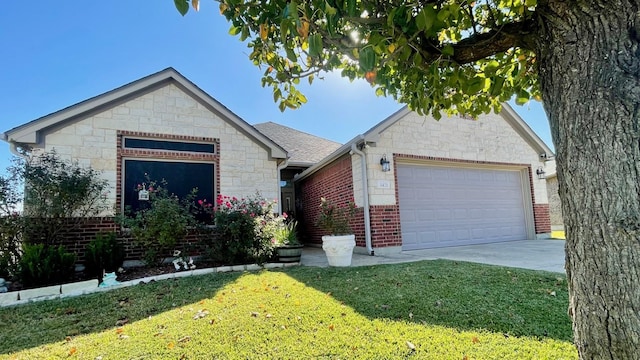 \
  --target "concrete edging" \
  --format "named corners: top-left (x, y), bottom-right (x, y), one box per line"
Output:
top-left (0, 262), bottom-right (298, 308)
